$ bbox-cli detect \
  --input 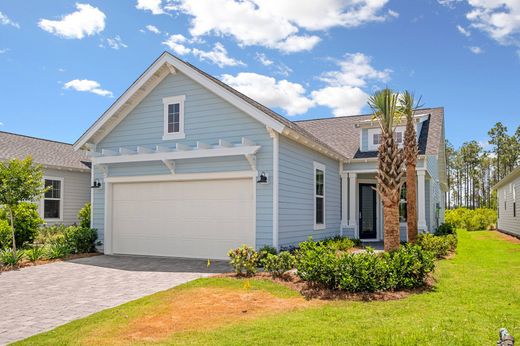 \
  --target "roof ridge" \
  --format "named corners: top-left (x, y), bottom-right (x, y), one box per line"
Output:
top-left (0, 131), bottom-right (73, 146)
top-left (294, 107), bottom-right (442, 123)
